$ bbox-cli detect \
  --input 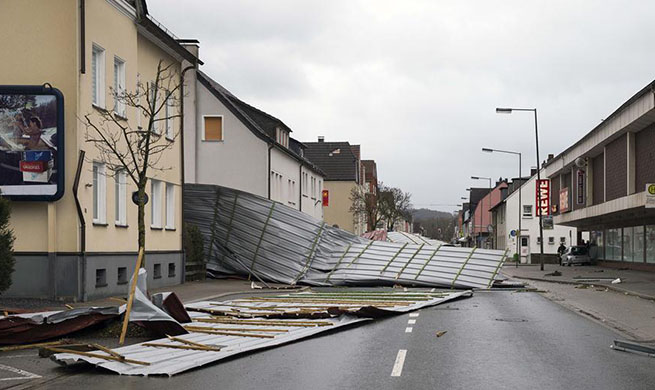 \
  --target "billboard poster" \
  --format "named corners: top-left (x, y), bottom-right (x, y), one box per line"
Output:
top-left (560, 187), bottom-right (570, 213)
top-left (322, 189), bottom-right (329, 206)
top-left (0, 85), bottom-right (64, 201)
top-left (535, 179), bottom-right (550, 216)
